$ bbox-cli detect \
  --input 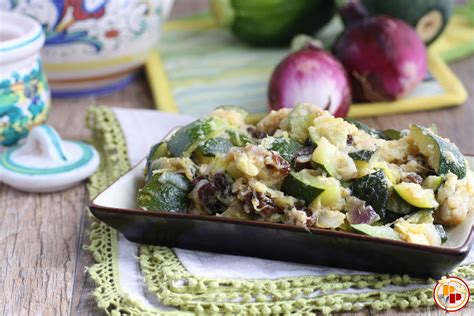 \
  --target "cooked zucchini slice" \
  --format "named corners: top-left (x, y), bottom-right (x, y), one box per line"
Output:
top-left (311, 137), bottom-right (338, 176)
top-left (393, 219), bottom-right (442, 246)
top-left (145, 142), bottom-right (170, 180)
top-left (227, 129), bottom-right (253, 146)
top-left (345, 119), bottom-right (405, 140)
top-left (206, 156), bottom-right (227, 175)
top-left (345, 118), bottom-right (384, 138)
top-left (386, 192), bottom-right (414, 215)
top-left (137, 172), bottom-right (191, 212)
top-left (310, 177), bottom-right (341, 206)
top-left (406, 209), bottom-right (434, 224)
top-left (382, 128), bottom-right (403, 140)
top-left (168, 117), bottom-right (228, 157)
top-left (409, 125), bottom-right (466, 178)
top-left (196, 137), bottom-right (232, 157)
top-left (393, 182), bottom-right (439, 209)
top-left (434, 224), bottom-right (448, 243)
top-left (281, 171), bottom-right (324, 204)
top-left (422, 175), bottom-right (443, 191)
top-left (195, 137), bottom-right (233, 164)
top-left (351, 224), bottom-right (401, 240)
top-left (349, 150), bottom-right (375, 162)
top-left (285, 103), bottom-right (322, 142)
top-left (281, 170), bottom-right (341, 206)
top-left (349, 170), bottom-right (389, 218)
top-left (354, 160), bottom-right (371, 177)
top-left (265, 136), bottom-right (303, 162)
top-left (148, 142), bottom-right (169, 160)
top-left (371, 161), bottom-right (399, 184)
